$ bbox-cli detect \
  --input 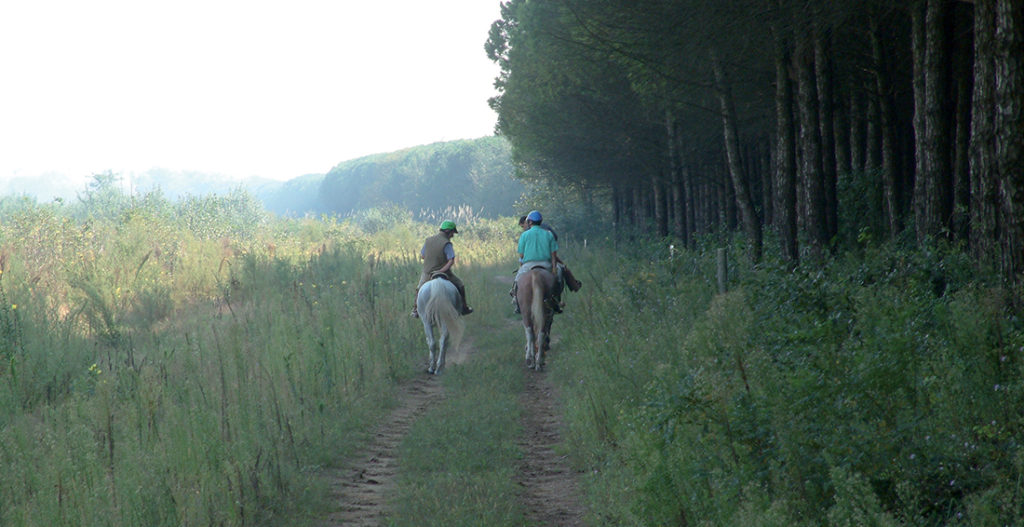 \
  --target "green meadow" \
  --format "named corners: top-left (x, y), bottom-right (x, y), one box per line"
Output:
top-left (0, 192), bottom-right (1022, 526)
